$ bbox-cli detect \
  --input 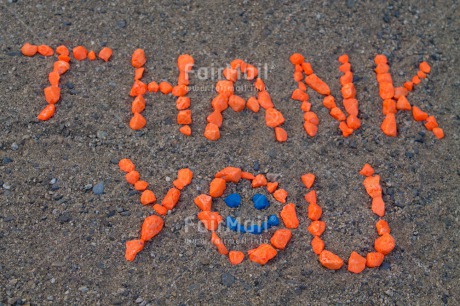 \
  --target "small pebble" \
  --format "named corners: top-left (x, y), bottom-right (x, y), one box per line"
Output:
top-left (57, 213), bottom-right (71, 223)
top-left (11, 143), bottom-right (18, 151)
top-left (117, 287), bottom-right (127, 295)
top-left (379, 261), bottom-right (391, 270)
top-left (3, 183), bottom-right (11, 190)
top-left (415, 134), bottom-right (425, 143)
top-left (221, 272), bottom-right (236, 287)
top-left (117, 20), bottom-right (127, 28)
top-left (50, 178), bottom-right (57, 185)
top-left (353, 75), bottom-right (362, 83)
top-left (431, 54), bottom-right (440, 61)
top-left (2, 157), bottom-right (13, 165)
top-left (7, 51), bottom-right (21, 56)
top-left (92, 182), bottom-right (105, 195)
top-left (97, 131), bottom-right (108, 139)
top-left (266, 173), bottom-right (280, 182)
top-left (346, 0), bottom-right (355, 8)
top-left (253, 161), bottom-right (260, 171)
top-left (383, 13), bottom-right (390, 23)
top-left (405, 151), bottom-right (414, 158)
top-left (106, 210), bottom-right (116, 218)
